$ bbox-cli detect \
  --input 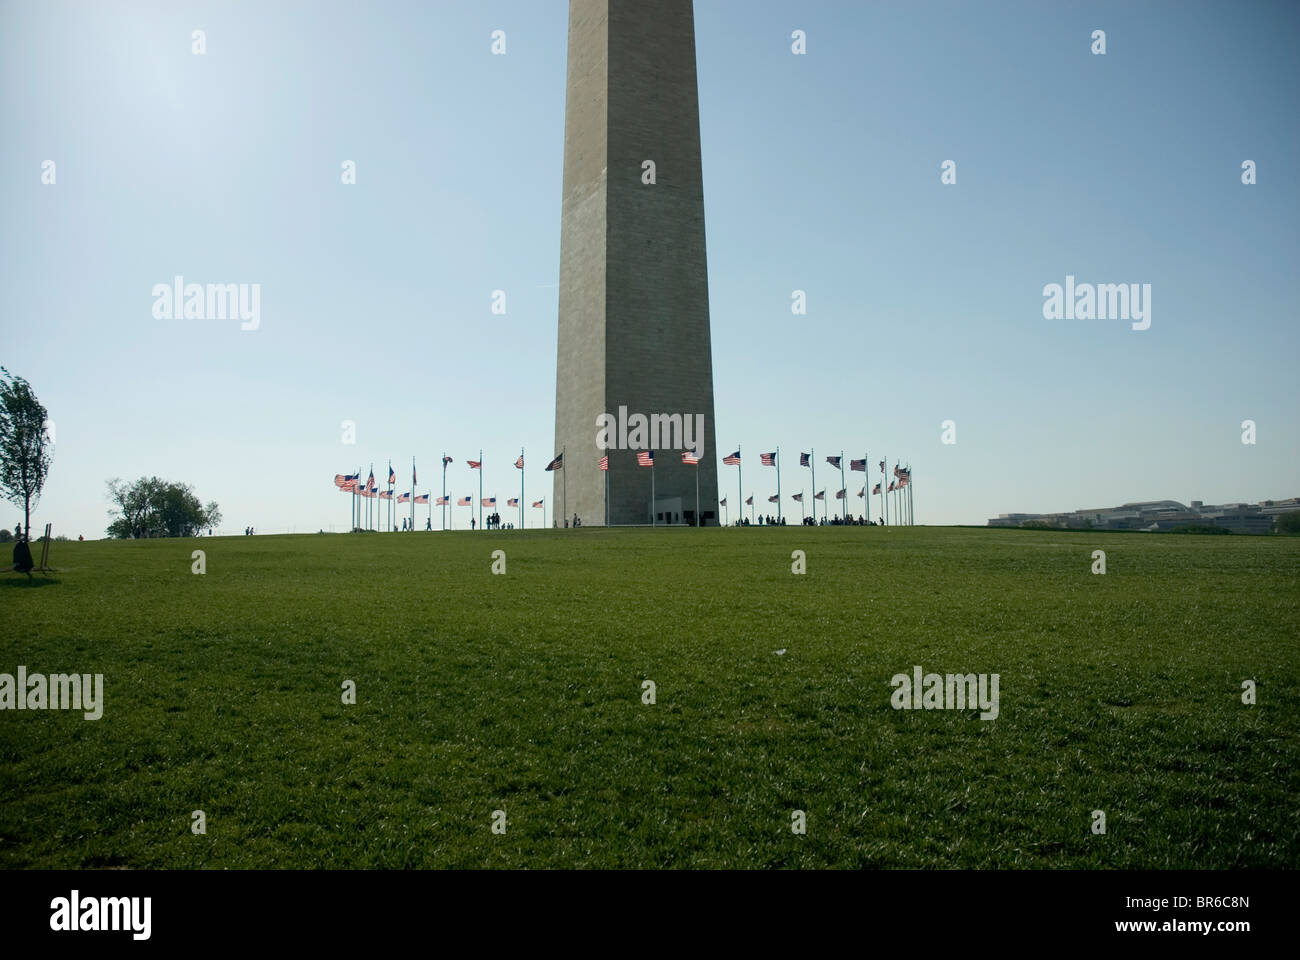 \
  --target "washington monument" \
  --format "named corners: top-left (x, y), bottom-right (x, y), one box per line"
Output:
top-left (553, 0), bottom-right (720, 526)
